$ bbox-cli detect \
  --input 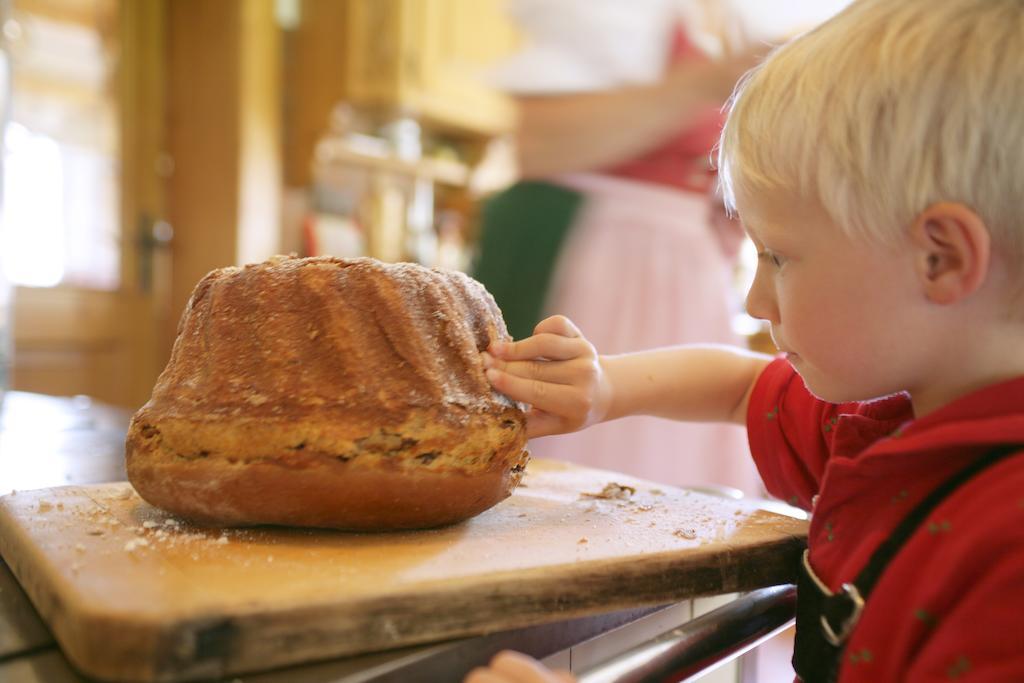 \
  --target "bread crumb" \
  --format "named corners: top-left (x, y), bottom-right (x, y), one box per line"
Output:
top-left (142, 520), bottom-right (159, 529)
top-left (674, 528), bottom-right (698, 540)
top-left (37, 501), bottom-right (53, 513)
top-left (115, 488), bottom-right (133, 500)
top-left (74, 543), bottom-right (86, 553)
top-left (577, 537), bottom-right (588, 544)
top-left (87, 528), bottom-right (105, 536)
top-left (215, 535), bottom-right (229, 545)
top-left (124, 538), bottom-right (151, 552)
top-left (580, 482), bottom-right (636, 500)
